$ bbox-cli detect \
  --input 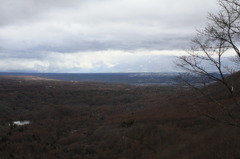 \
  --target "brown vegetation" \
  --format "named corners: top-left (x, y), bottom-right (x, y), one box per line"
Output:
top-left (0, 75), bottom-right (239, 159)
